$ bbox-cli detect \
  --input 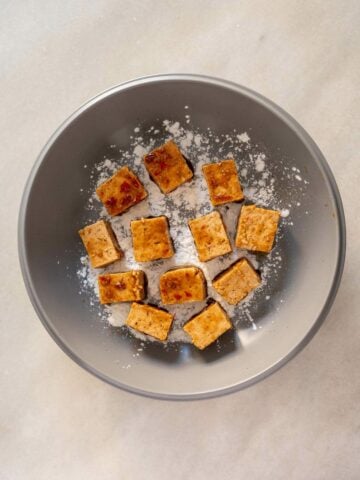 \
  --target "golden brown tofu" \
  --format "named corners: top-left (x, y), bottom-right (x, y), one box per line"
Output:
top-left (78, 220), bottom-right (123, 268)
top-left (98, 271), bottom-right (146, 304)
top-left (159, 266), bottom-right (206, 304)
top-left (202, 159), bottom-right (244, 206)
top-left (143, 141), bottom-right (193, 193)
top-left (235, 205), bottom-right (280, 253)
top-left (188, 211), bottom-right (232, 262)
top-left (96, 166), bottom-right (147, 216)
top-left (131, 216), bottom-right (174, 262)
top-left (183, 302), bottom-right (232, 350)
top-left (212, 258), bottom-right (261, 305)
top-left (126, 303), bottom-right (174, 341)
